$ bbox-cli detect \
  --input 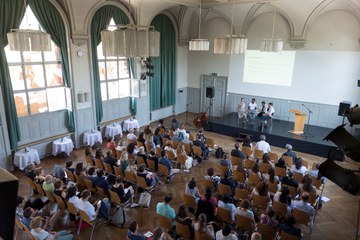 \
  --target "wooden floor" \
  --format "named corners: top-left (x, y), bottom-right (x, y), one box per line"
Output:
top-left (13, 113), bottom-right (360, 240)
